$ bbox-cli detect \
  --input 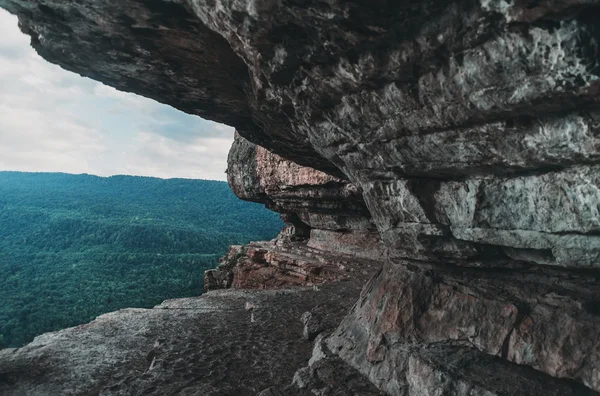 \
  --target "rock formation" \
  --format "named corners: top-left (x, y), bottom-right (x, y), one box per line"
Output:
top-left (205, 133), bottom-right (383, 291)
top-left (0, 283), bottom-right (379, 396)
top-left (1, 0), bottom-right (600, 395)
